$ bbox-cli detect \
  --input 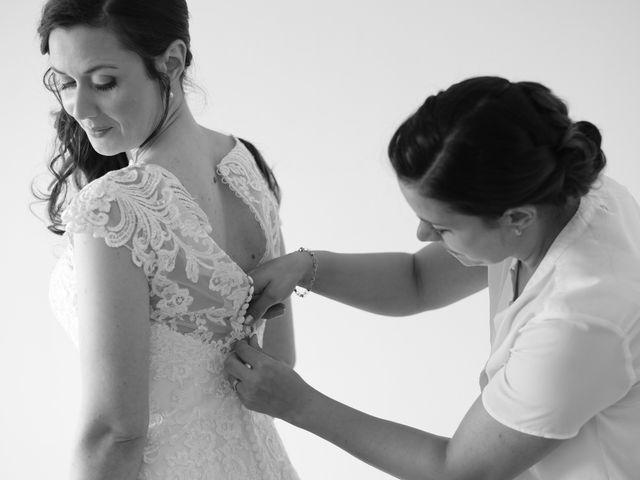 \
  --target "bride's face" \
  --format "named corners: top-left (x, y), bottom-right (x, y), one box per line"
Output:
top-left (399, 182), bottom-right (511, 266)
top-left (47, 25), bottom-right (164, 156)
